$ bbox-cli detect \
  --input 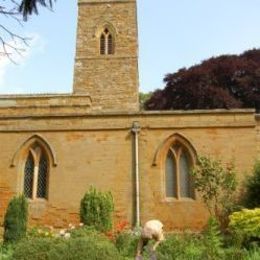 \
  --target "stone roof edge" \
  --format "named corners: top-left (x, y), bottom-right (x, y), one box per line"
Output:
top-left (89, 108), bottom-right (256, 117)
top-left (0, 93), bottom-right (91, 99)
top-left (79, 0), bottom-right (136, 4)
